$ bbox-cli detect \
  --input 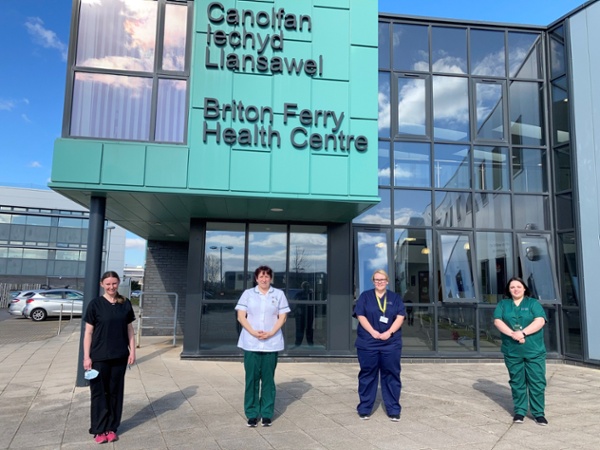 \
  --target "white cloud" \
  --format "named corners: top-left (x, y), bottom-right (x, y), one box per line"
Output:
top-left (126, 237), bottom-right (147, 251)
top-left (29, 161), bottom-right (42, 168)
top-left (25, 17), bottom-right (68, 61)
top-left (21, 114), bottom-right (32, 123)
top-left (0, 100), bottom-right (15, 111)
